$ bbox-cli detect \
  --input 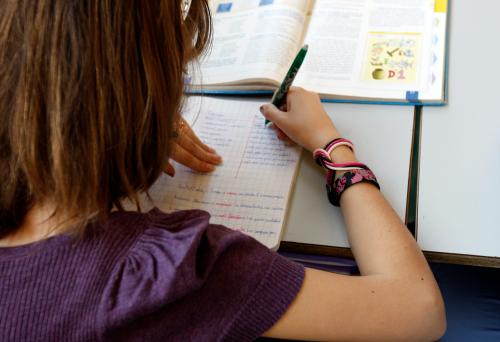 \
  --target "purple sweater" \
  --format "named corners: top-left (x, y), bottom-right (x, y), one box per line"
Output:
top-left (0, 208), bottom-right (304, 341)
